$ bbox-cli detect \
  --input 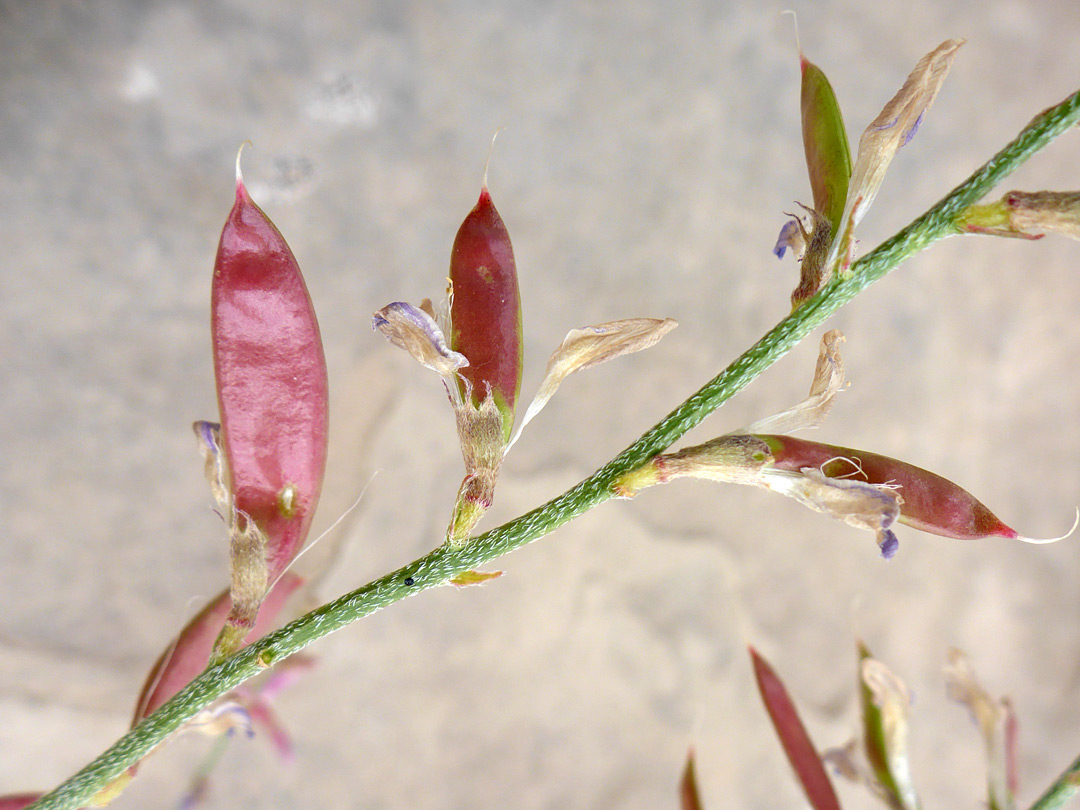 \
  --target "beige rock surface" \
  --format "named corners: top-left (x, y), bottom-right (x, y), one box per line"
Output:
top-left (2, 2), bottom-right (1079, 808)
